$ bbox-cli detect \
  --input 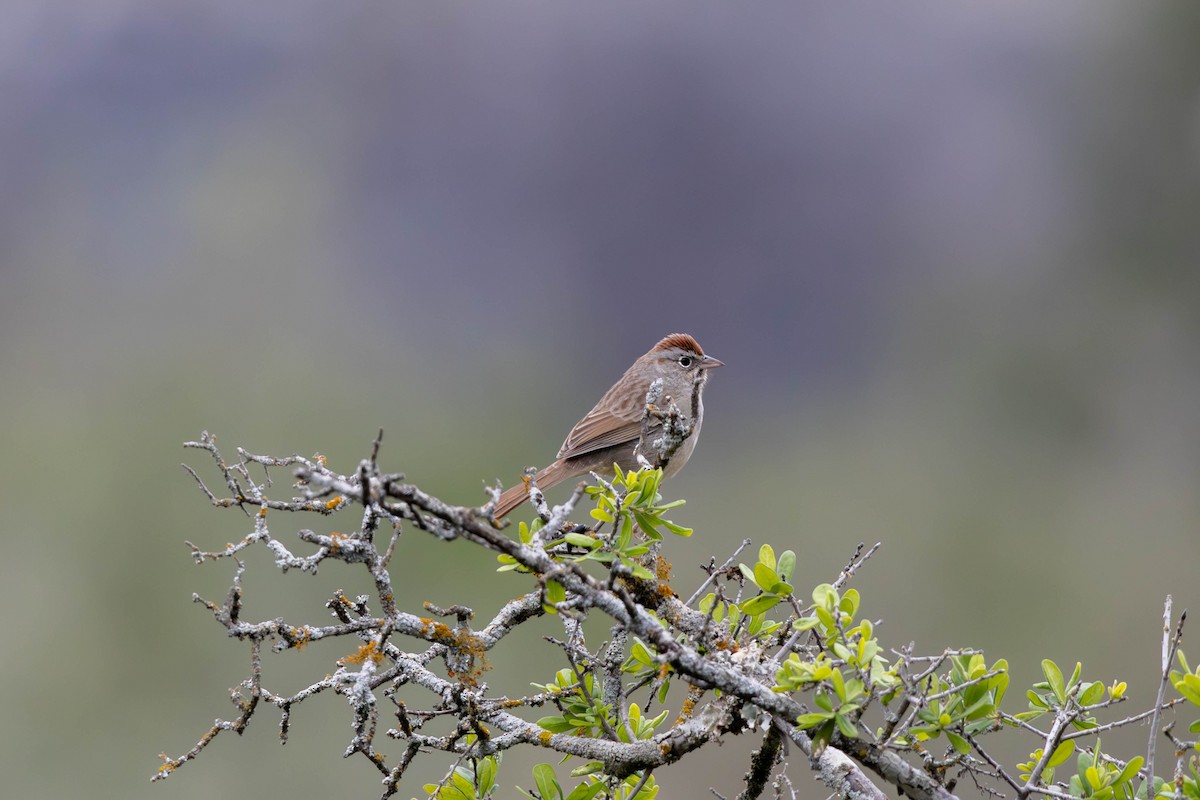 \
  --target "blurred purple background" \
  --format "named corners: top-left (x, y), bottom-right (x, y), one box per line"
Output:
top-left (3, 3), bottom-right (1199, 798)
